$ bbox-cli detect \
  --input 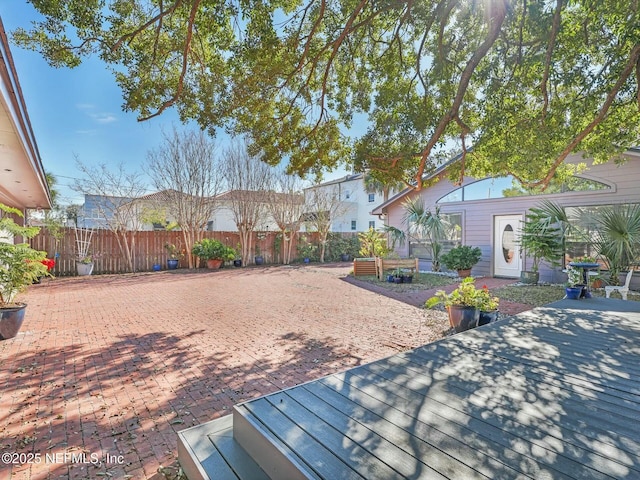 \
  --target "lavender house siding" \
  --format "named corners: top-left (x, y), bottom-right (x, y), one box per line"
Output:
top-left (377, 151), bottom-right (640, 285)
